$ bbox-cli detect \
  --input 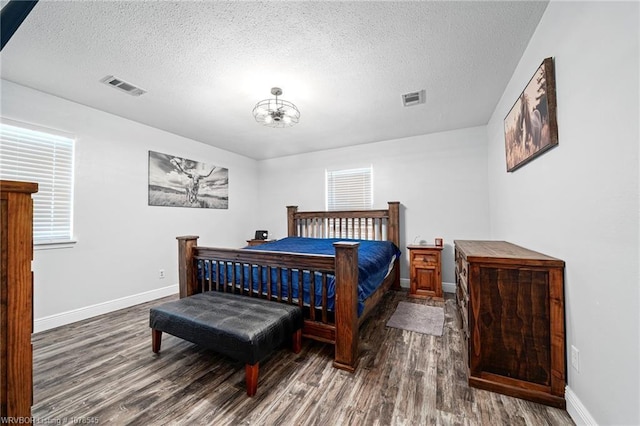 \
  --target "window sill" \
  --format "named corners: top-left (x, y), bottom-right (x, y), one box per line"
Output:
top-left (35, 239), bottom-right (77, 251)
